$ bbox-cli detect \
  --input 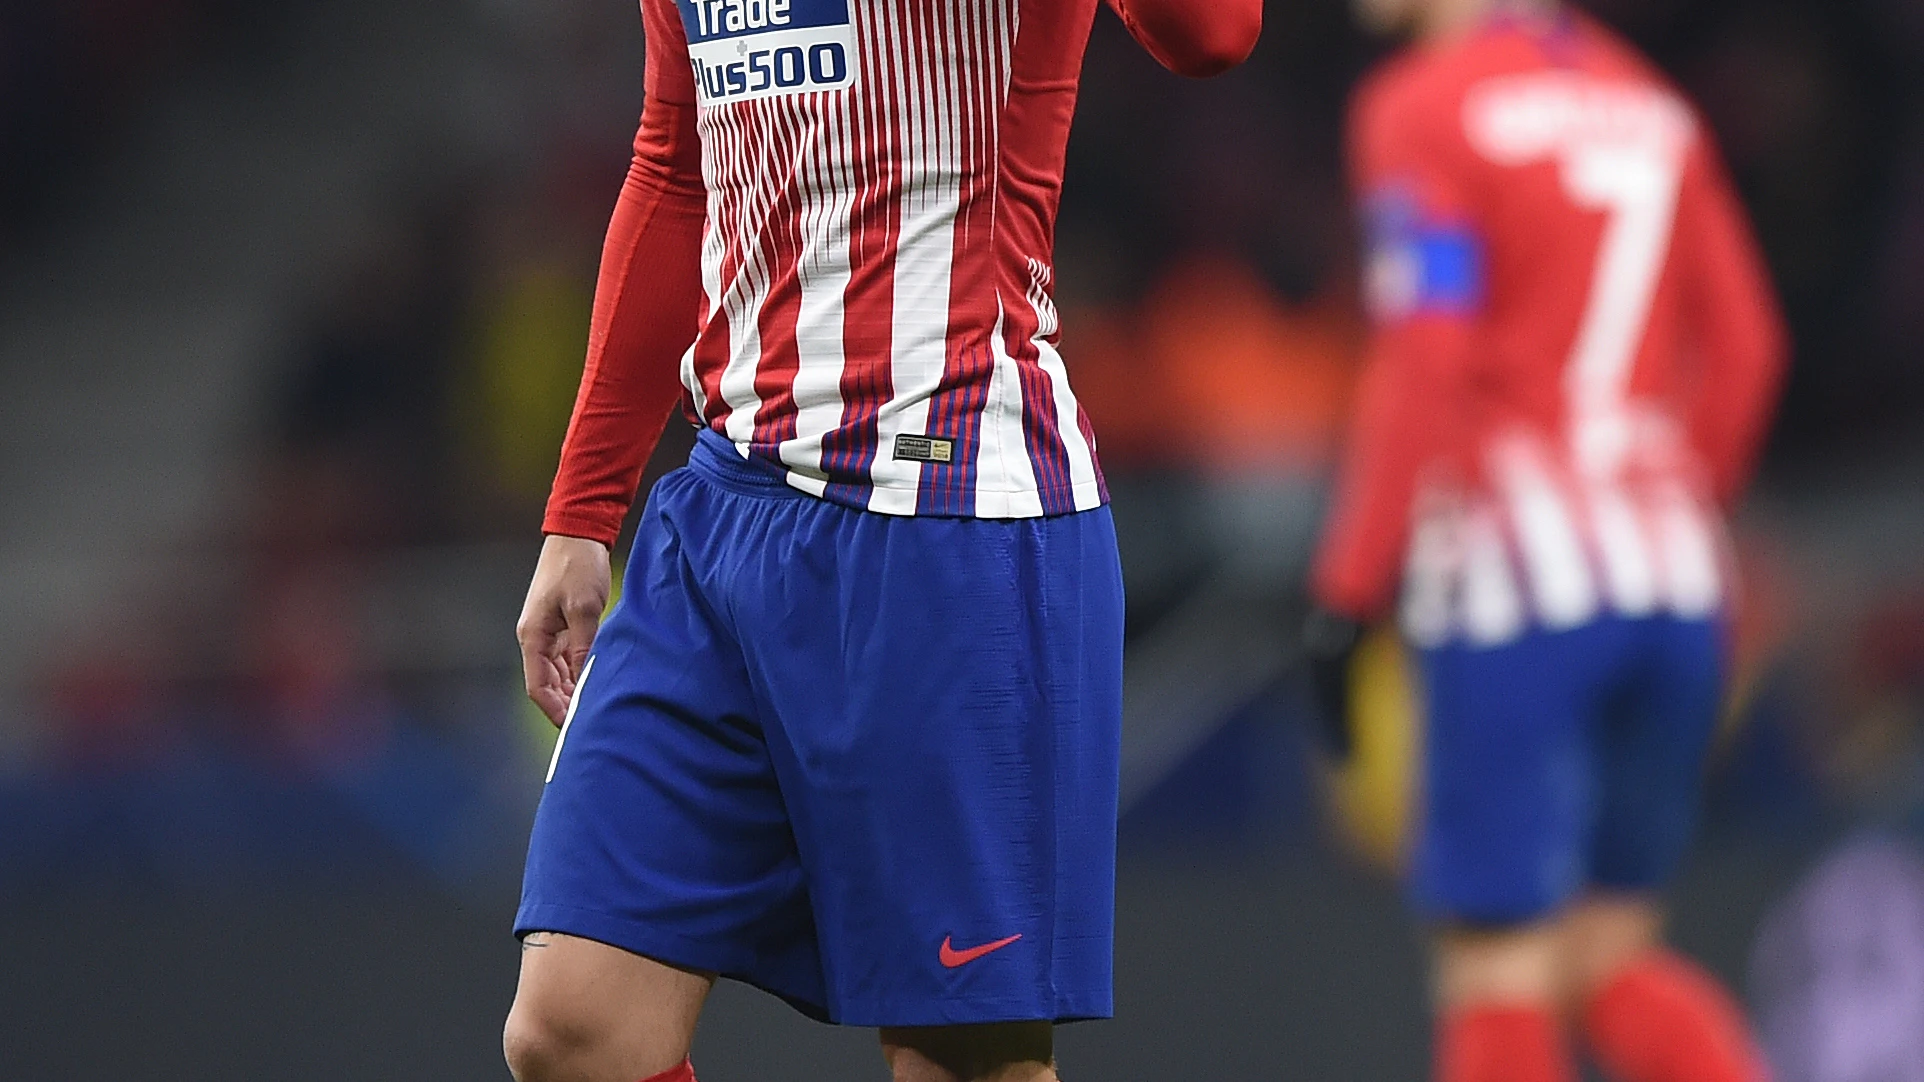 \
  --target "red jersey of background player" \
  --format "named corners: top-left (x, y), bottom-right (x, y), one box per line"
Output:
top-left (1312, 12), bottom-right (1787, 646)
